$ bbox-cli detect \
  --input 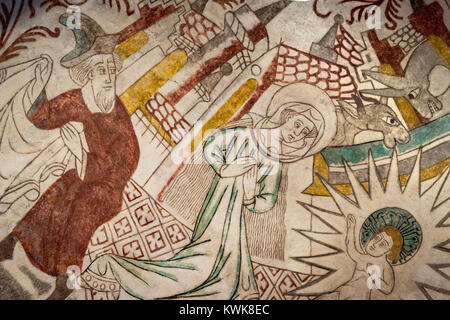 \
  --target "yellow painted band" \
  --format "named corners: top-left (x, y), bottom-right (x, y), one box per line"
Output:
top-left (429, 35), bottom-right (450, 67)
top-left (190, 79), bottom-right (259, 152)
top-left (305, 157), bottom-right (450, 196)
top-left (115, 32), bottom-right (149, 60)
top-left (120, 49), bottom-right (187, 115)
top-left (303, 153), bottom-right (329, 195)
